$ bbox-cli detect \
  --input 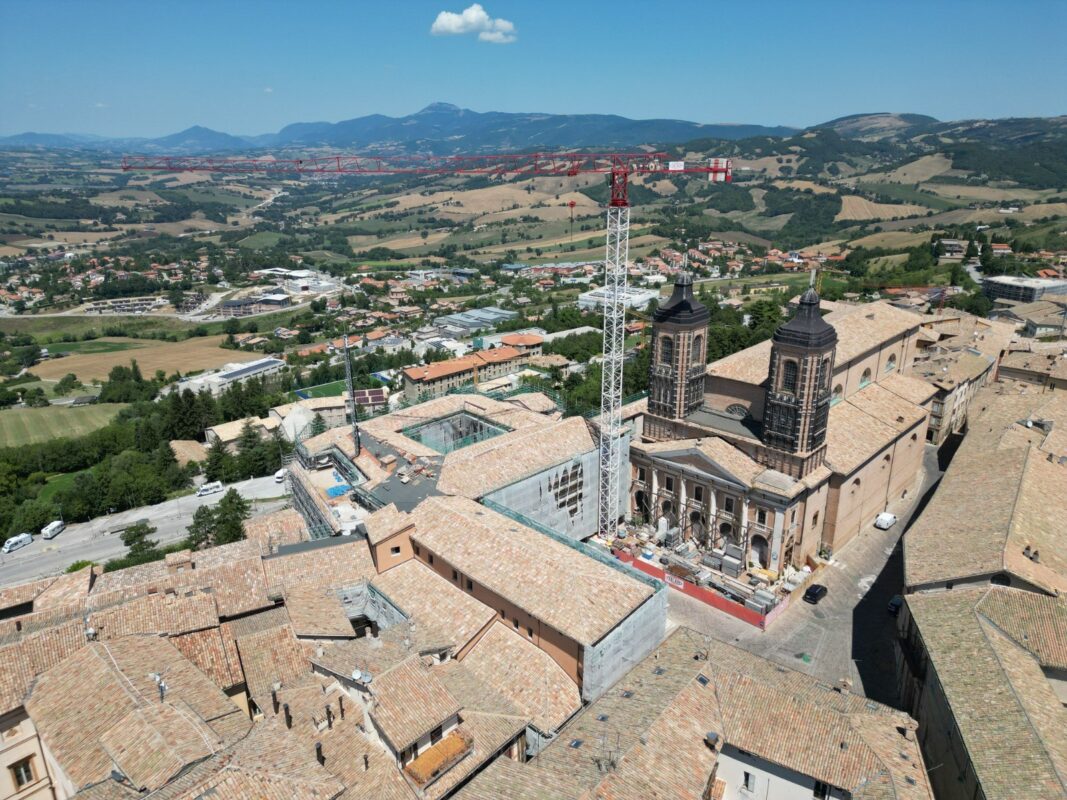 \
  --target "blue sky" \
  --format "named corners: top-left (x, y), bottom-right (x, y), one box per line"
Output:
top-left (1, 0), bottom-right (1064, 137)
